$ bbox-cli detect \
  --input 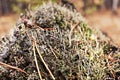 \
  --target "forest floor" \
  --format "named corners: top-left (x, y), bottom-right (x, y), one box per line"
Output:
top-left (86, 9), bottom-right (120, 46)
top-left (0, 9), bottom-right (120, 46)
top-left (0, 14), bottom-right (18, 38)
